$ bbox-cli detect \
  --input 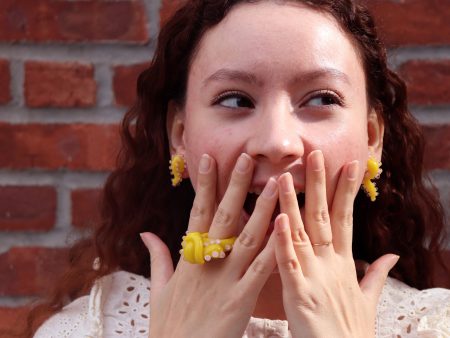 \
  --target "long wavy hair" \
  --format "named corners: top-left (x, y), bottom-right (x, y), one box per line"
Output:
top-left (18, 0), bottom-right (447, 336)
